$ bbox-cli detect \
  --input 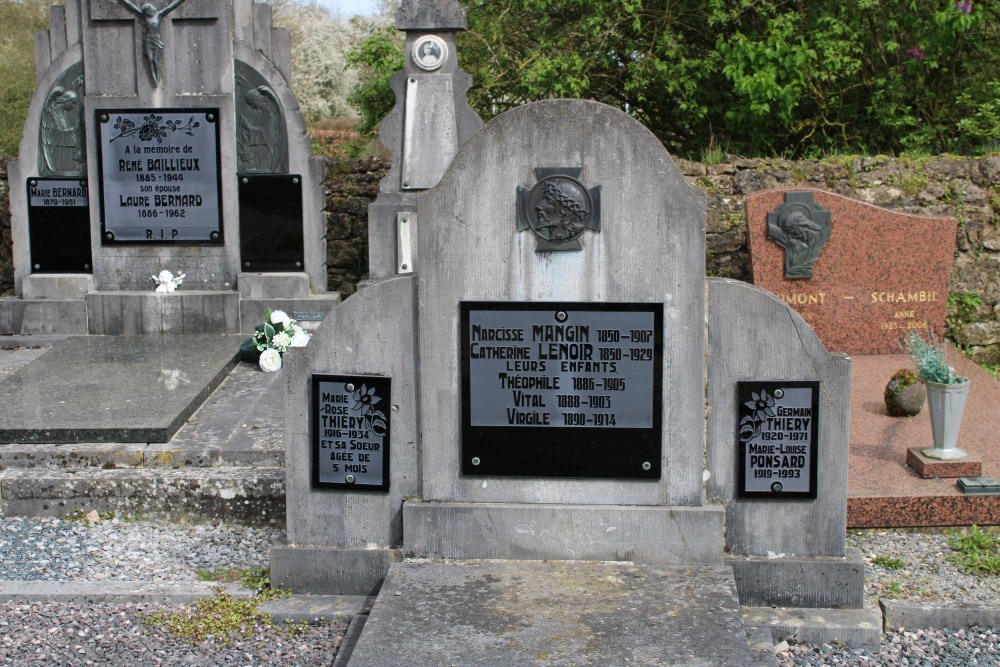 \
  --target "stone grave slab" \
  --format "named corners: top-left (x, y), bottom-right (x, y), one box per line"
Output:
top-left (0, 334), bottom-right (240, 443)
top-left (746, 189), bottom-right (956, 354)
top-left (346, 561), bottom-right (757, 667)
